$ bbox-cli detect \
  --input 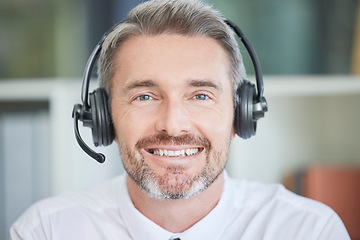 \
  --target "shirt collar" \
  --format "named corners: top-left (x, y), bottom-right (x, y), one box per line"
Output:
top-left (179, 171), bottom-right (234, 239)
top-left (118, 171), bottom-right (234, 240)
top-left (118, 175), bottom-right (174, 239)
